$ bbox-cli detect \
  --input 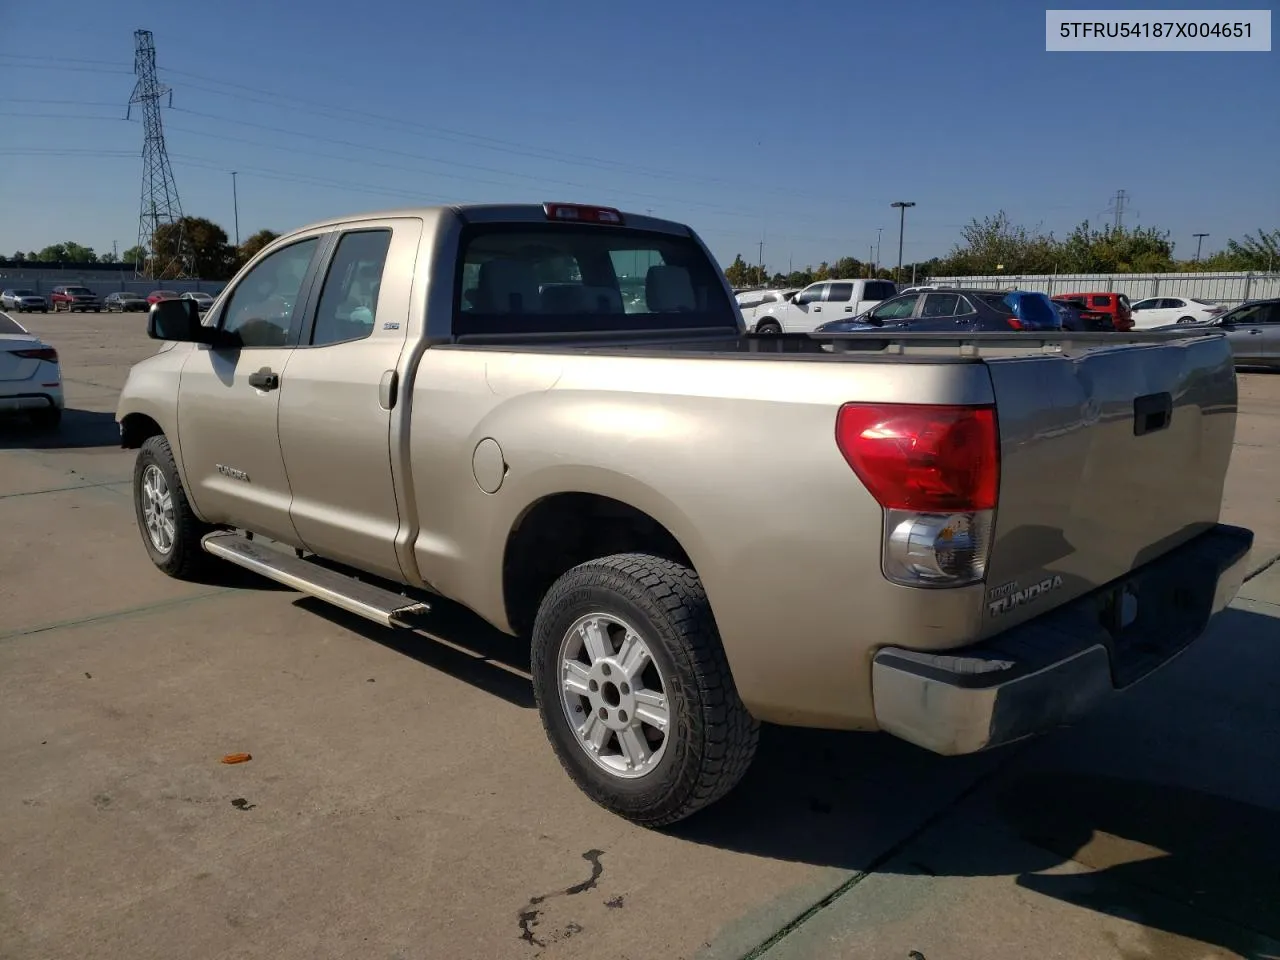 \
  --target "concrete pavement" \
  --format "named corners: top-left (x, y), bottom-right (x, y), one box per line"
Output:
top-left (2, 312), bottom-right (1278, 960)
